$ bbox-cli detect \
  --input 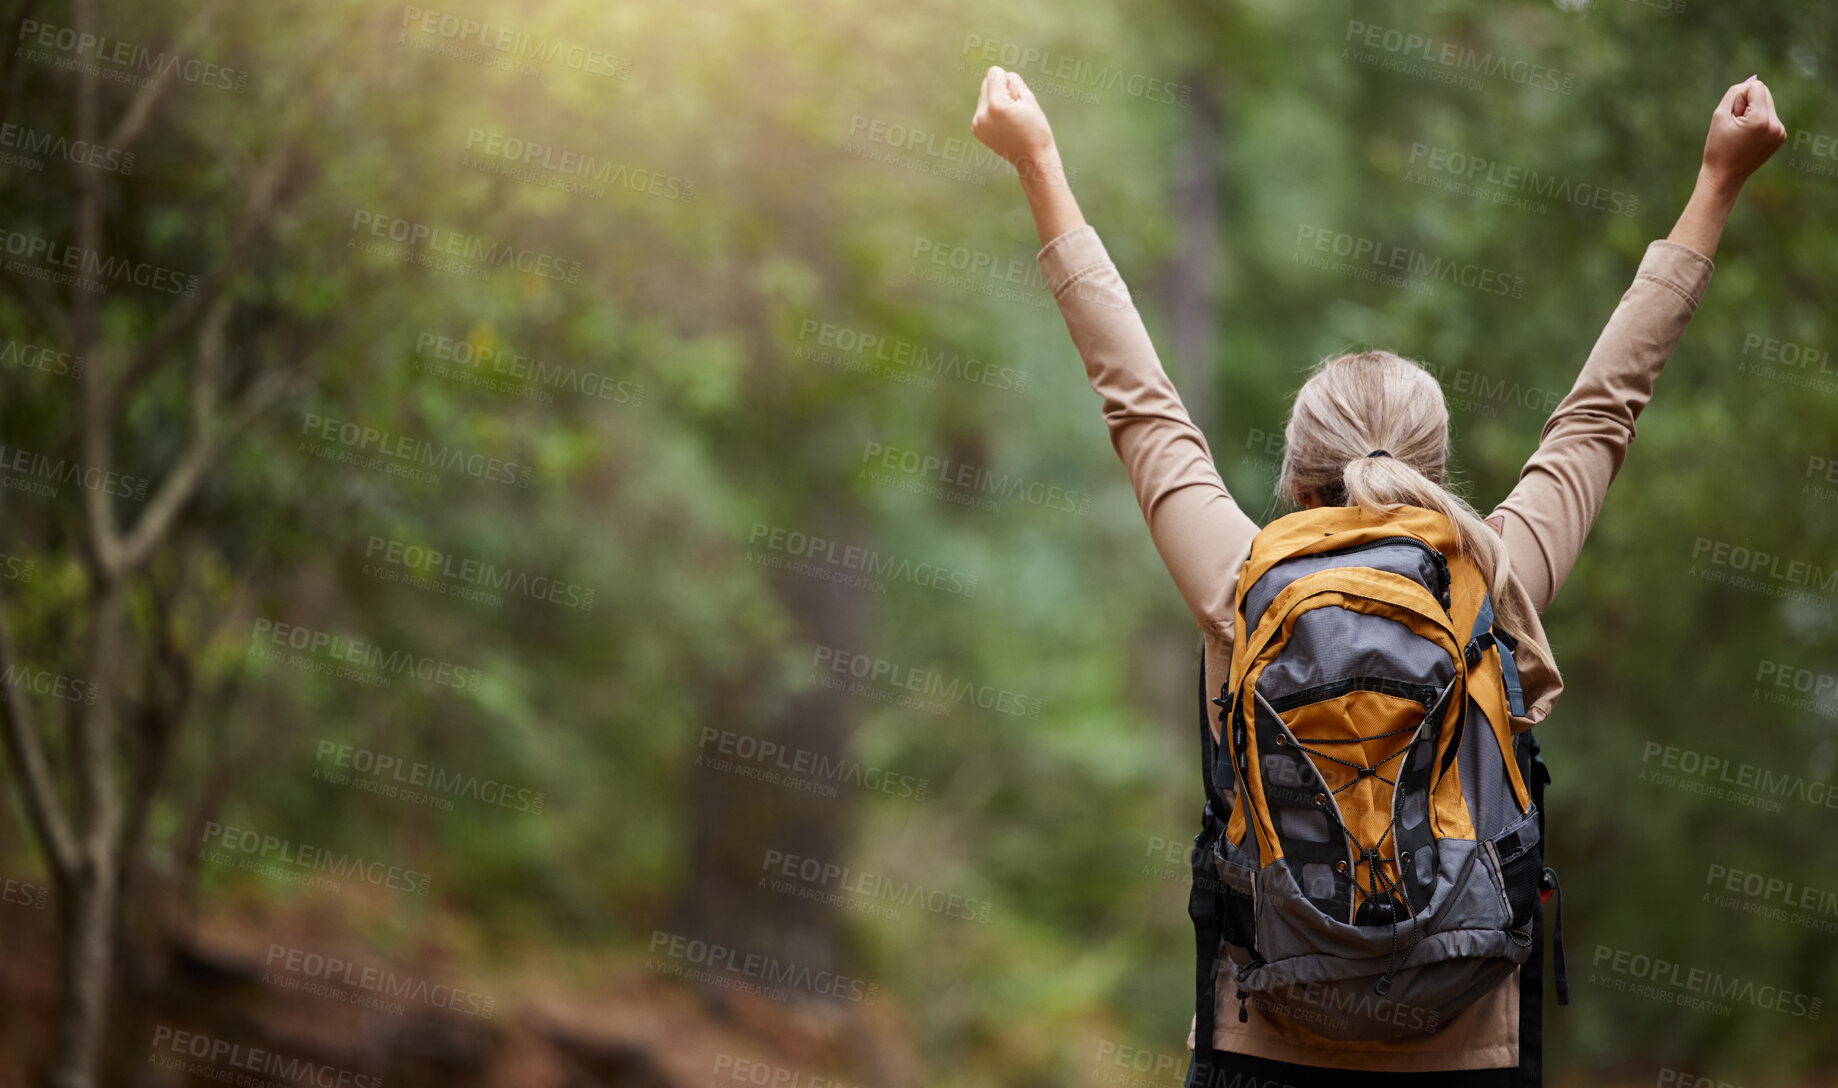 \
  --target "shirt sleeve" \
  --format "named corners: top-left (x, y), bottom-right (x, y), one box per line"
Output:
top-left (1485, 239), bottom-right (1714, 614)
top-left (1037, 225), bottom-right (1260, 640)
